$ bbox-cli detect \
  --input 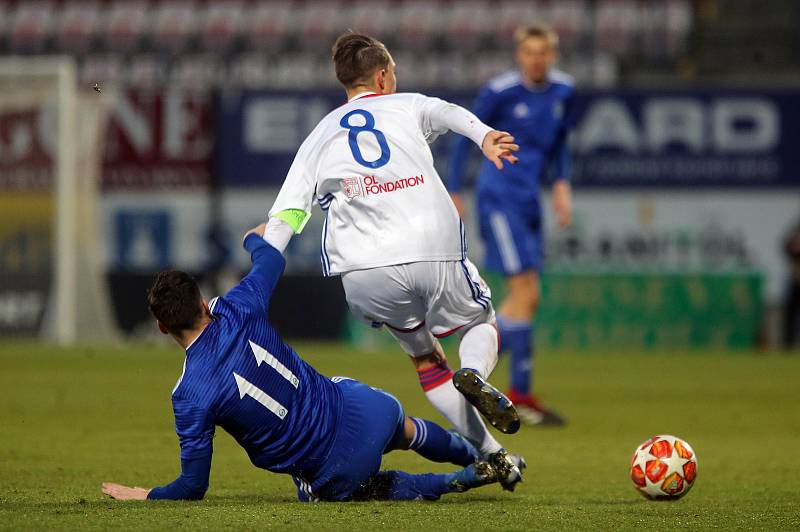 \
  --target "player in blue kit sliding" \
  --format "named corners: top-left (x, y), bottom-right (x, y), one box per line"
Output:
top-left (447, 25), bottom-right (574, 426)
top-left (101, 223), bottom-right (505, 502)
